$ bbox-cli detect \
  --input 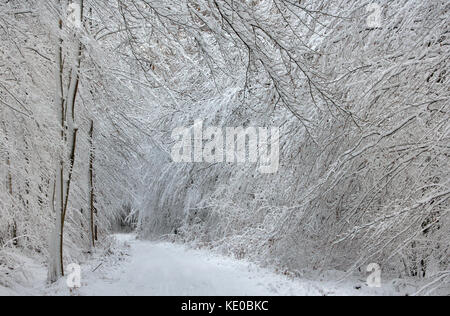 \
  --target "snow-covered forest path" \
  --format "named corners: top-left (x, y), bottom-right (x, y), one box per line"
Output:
top-left (72, 235), bottom-right (327, 296)
top-left (38, 234), bottom-right (393, 296)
